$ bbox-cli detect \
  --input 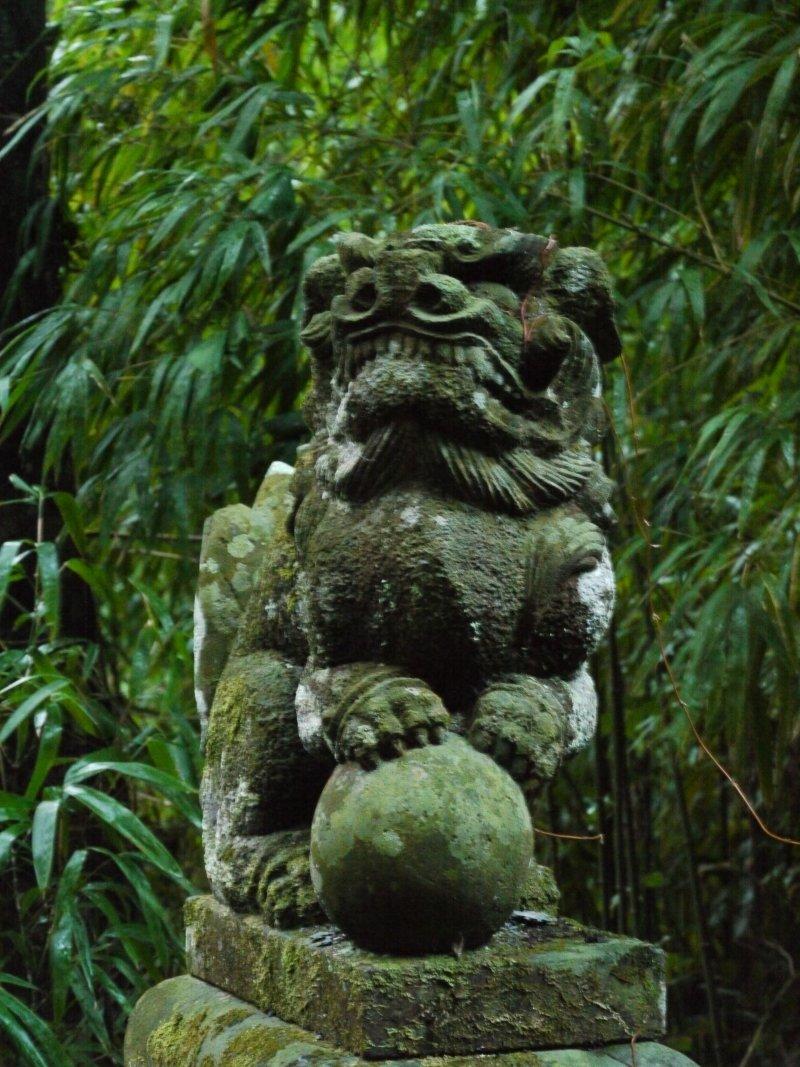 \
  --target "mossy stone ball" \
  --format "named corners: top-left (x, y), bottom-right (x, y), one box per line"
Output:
top-left (309, 735), bottom-right (533, 954)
